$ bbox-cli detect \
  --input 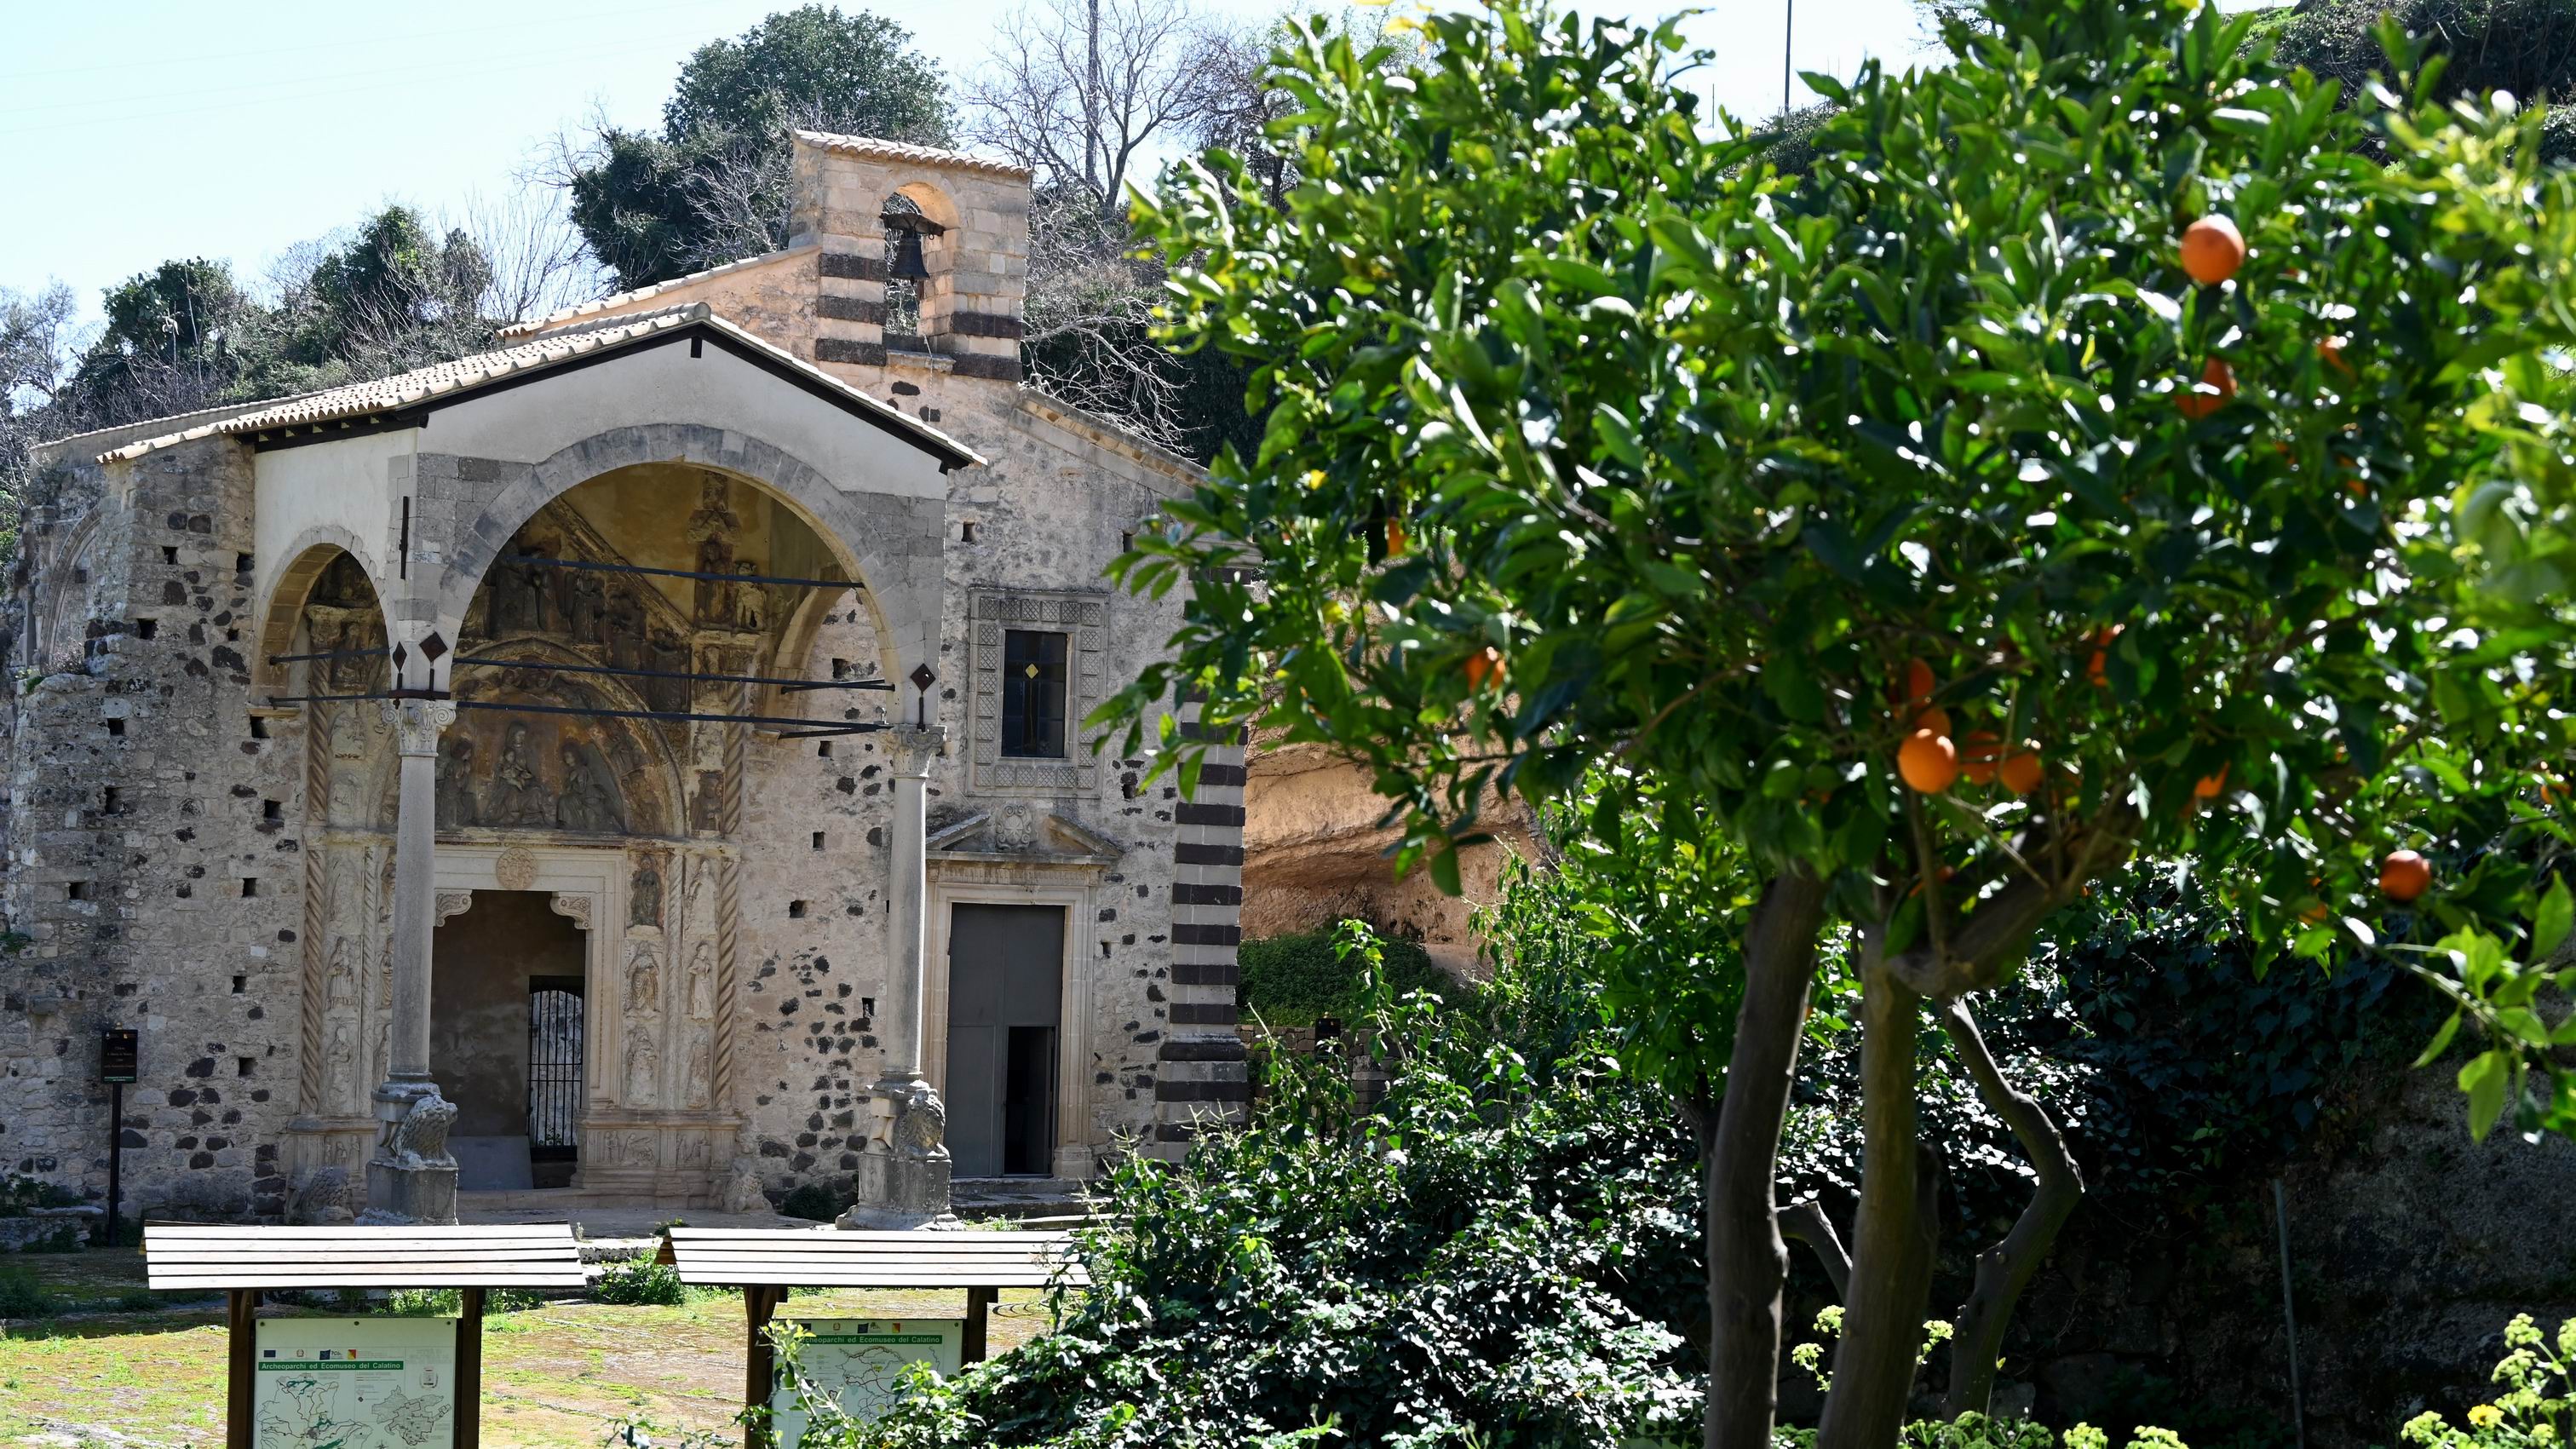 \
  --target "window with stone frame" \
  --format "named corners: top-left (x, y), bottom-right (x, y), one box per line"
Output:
top-left (1001, 629), bottom-right (1069, 758)
top-left (969, 590), bottom-right (1107, 793)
